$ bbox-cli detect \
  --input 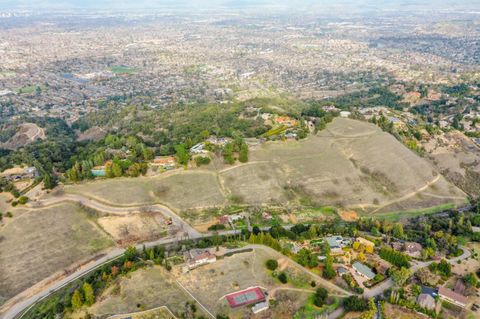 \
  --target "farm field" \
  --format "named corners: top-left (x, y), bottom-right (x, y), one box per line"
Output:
top-left (88, 266), bottom-right (207, 318)
top-left (175, 245), bottom-right (346, 318)
top-left (60, 118), bottom-right (467, 219)
top-left (0, 203), bottom-right (113, 305)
